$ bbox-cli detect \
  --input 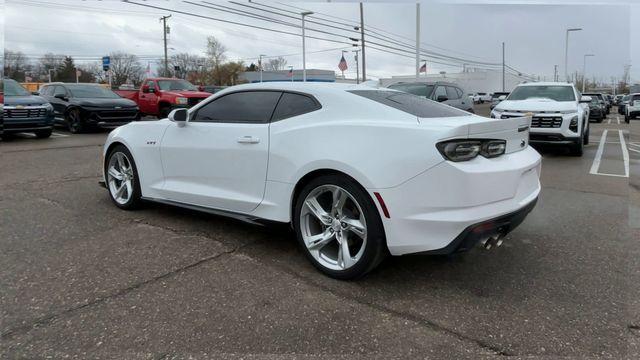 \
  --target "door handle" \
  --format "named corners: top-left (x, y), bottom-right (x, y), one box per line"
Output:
top-left (237, 136), bottom-right (260, 144)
